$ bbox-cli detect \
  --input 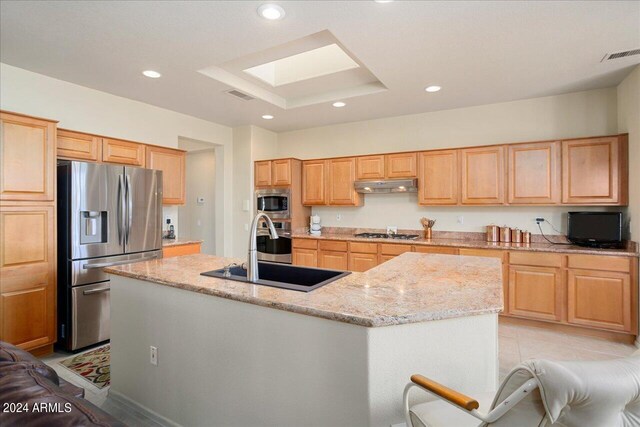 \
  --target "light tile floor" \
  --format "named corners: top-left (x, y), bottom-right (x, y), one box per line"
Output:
top-left (41, 320), bottom-right (637, 426)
